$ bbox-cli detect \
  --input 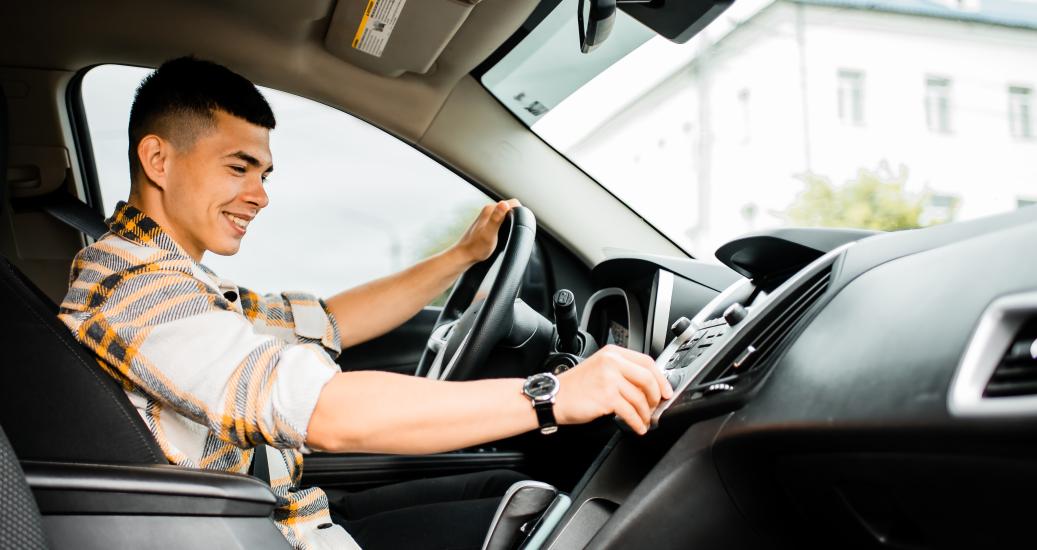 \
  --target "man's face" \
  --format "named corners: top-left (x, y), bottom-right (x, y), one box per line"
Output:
top-left (162, 110), bottom-right (273, 259)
